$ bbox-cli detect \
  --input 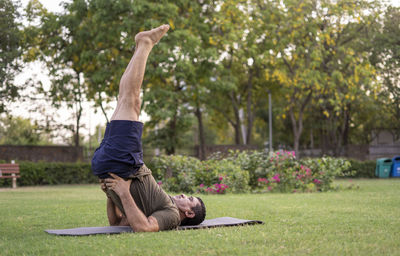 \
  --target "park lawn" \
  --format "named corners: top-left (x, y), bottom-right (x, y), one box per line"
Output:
top-left (0, 179), bottom-right (399, 256)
